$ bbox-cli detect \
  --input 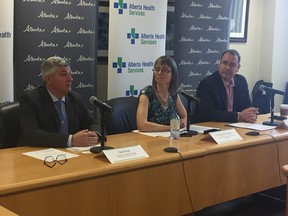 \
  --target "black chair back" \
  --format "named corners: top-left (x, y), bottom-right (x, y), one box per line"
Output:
top-left (283, 82), bottom-right (288, 104)
top-left (105, 96), bottom-right (138, 135)
top-left (179, 94), bottom-right (195, 124)
top-left (252, 80), bottom-right (273, 114)
top-left (0, 102), bottom-right (20, 148)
